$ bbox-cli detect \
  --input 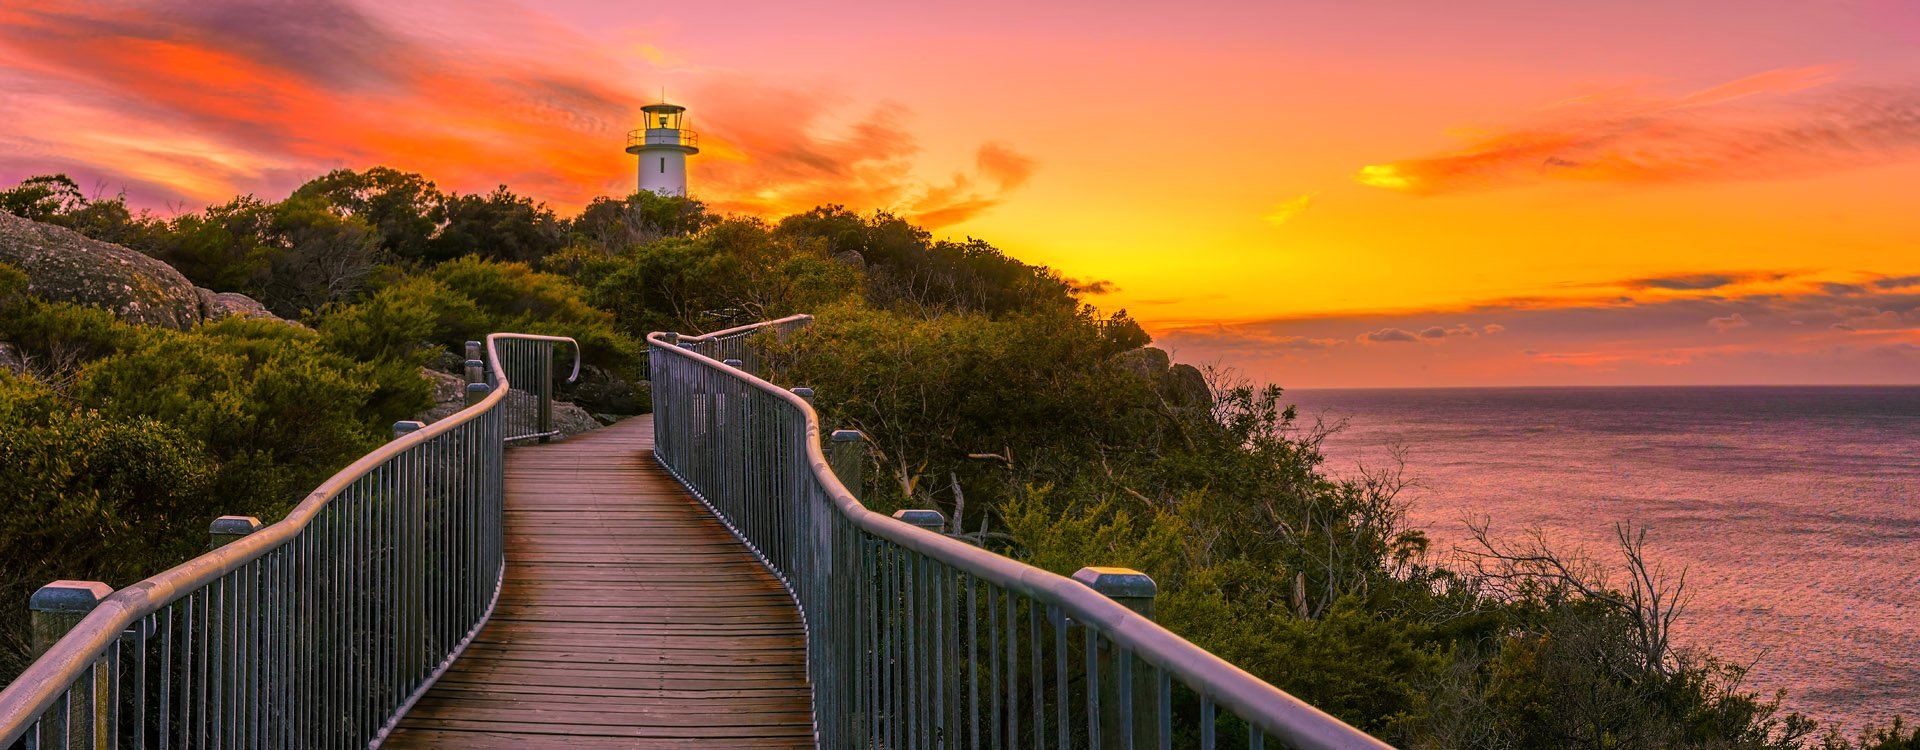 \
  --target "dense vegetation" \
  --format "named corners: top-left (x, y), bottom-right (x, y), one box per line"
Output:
top-left (2, 171), bottom-right (1911, 749)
